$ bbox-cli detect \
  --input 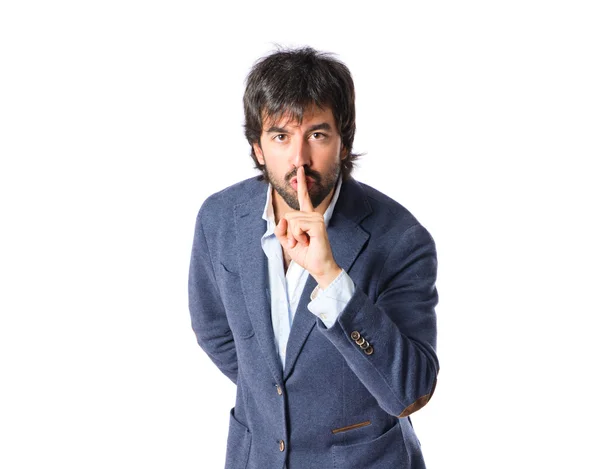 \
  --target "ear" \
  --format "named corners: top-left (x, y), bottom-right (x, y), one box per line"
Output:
top-left (253, 142), bottom-right (265, 165)
top-left (340, 146), bottom-right (349, 160)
